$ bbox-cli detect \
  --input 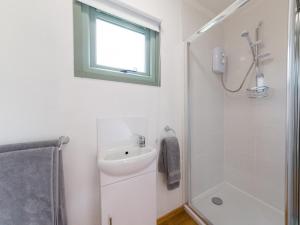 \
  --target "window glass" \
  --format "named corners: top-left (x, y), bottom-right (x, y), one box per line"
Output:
top-left (96, 19), bottom-right (146, 73)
